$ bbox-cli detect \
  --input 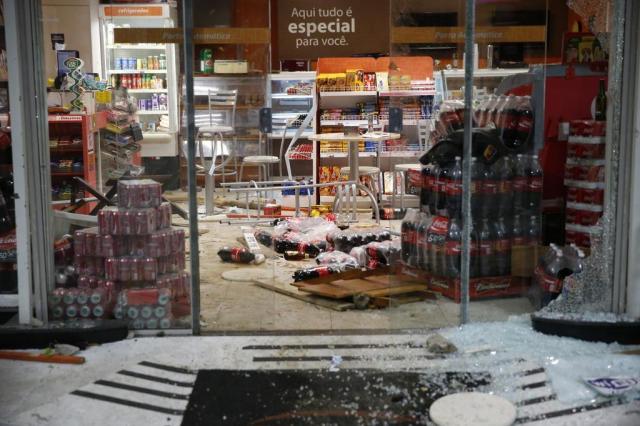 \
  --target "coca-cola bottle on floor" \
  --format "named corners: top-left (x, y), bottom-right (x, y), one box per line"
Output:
top-left (493, 156), bottom-right (513, 219)
top-left (512, 154), bottom-right (528, 214)
top-left (470, 157), bottom-right (485, 218)
top-left (493, 217), bottom-right (511, 276)
top-left (444, 217), bottom-right (462, 277)
top-left (514, 96), bottom-right (534, 148)
top-left (480, 161), bottom-right (498, 218)
top-left (526, 154), bottom-right (543, 214)
top-left (427, 216), bottom-right (449, 277)
top-left (445, 157), bottom-right (462, 218)
top-left (478, 218), bottom-right (495, 277)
